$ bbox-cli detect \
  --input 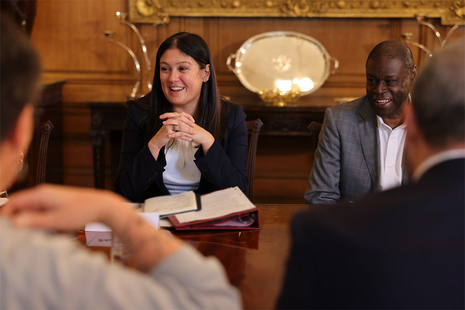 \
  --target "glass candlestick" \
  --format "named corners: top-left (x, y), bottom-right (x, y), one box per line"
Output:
top-left (104, 11), bottom-right (160, 99)
top-left (402, 14), bottom-right (464, 57)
